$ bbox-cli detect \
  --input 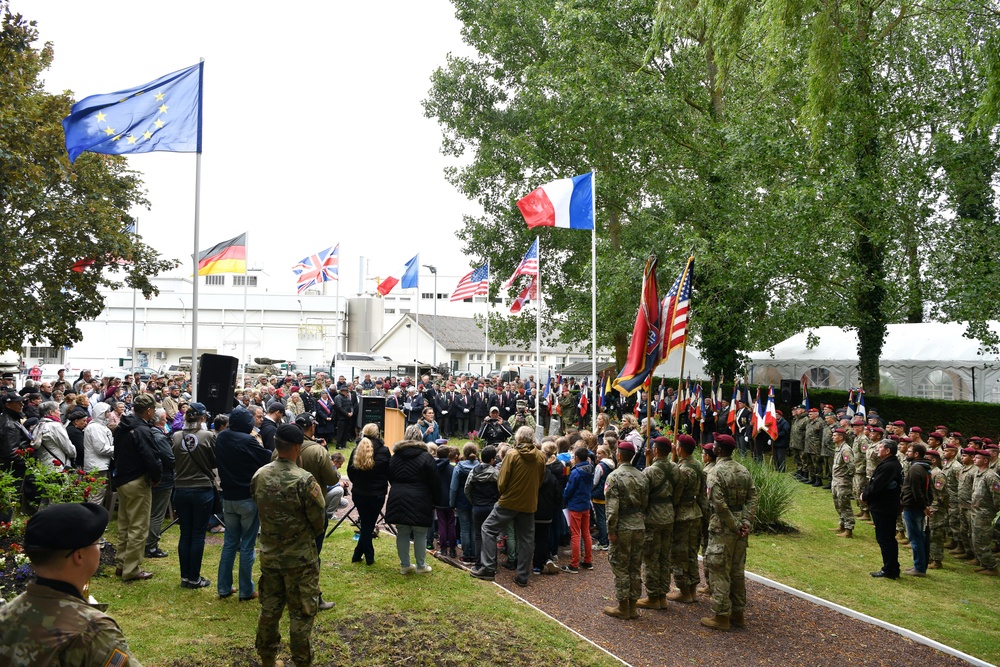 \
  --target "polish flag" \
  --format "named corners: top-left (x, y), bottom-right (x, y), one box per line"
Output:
top-left (377, 254), bottom-right (419, 296)
top-left (517, 172), bottom-right (595, 230)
